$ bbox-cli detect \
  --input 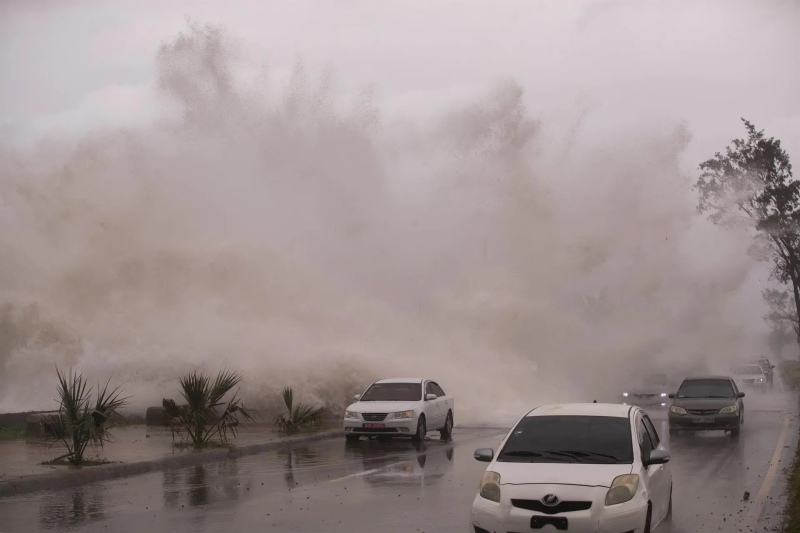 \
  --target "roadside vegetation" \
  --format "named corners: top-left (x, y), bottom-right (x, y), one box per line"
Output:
top-left (44, 368), bottom-right (128, 466)
top-left (0, 422), bottom-right (26, 441)
top-left (162, 369), bottom-right (254, 449)
top-left (275, 387), bottom-right (326, 434)
top-left (786, 420), bottom-right (800, 533)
